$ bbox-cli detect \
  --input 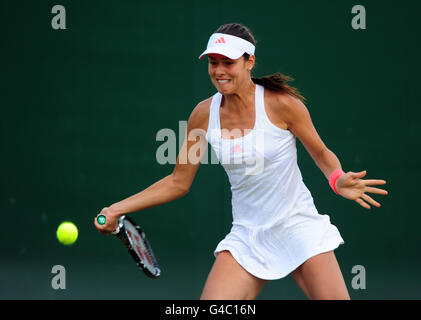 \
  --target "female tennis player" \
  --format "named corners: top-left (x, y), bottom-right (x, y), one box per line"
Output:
top-left (94, 23), bottom-right (388, 300)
